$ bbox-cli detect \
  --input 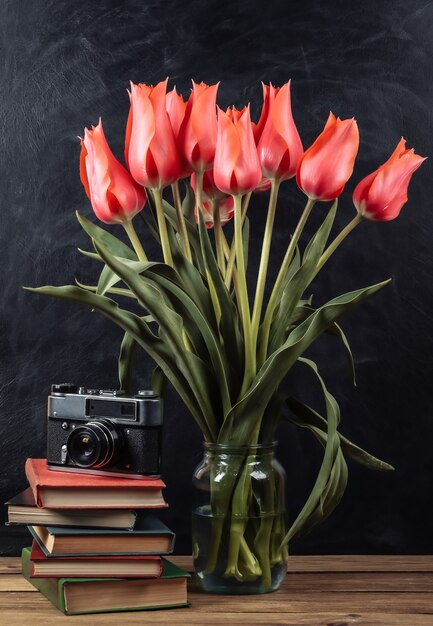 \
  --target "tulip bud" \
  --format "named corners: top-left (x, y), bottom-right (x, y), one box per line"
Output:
top-left (297, 112), bottom-right (359, 201)
top-left (179, 80), bottom-right (219, 173)
top-left (80, 120), bottom-right (146, 225)
top-left (213, 107), bottom-right (262, 196)
top-left (126, 79), bottom-right (181, 189)
top-left (257, 81), bottom-right (303, 181)
top-left (353, 138), bottom-right (426, 221)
